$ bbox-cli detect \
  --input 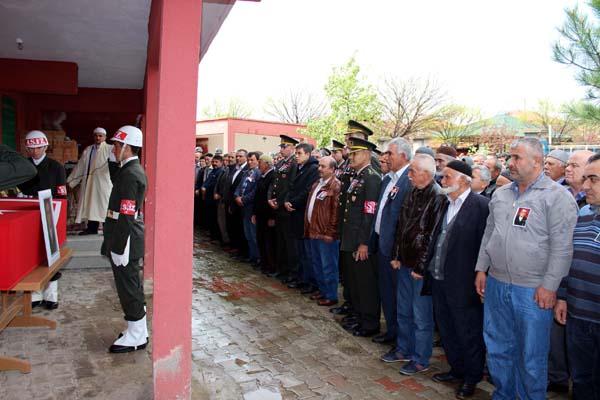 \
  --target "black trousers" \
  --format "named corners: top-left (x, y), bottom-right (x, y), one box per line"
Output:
top-left (342, 251), bottom-right (380, 330)
top-left (193, 195), bottom-right (202, 227)
top-left (226, 204), bottom-right (246, 255)
top-left (205, 202), bottom-right (220, 241)
top-left (275, 214), bottom-right (296, 276)
top-left (86, 220), bottom-right (99, 233)
top-left (432, 279), bottom-right (485, 384)
top-left (111, 258), bottom-right (145, 322)
top-left (548, 320), bottom-right (570, 385)
top-left (256, 215), bottom-right (277, 272)
top-left (339, 249), bottom-right (352, 307)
